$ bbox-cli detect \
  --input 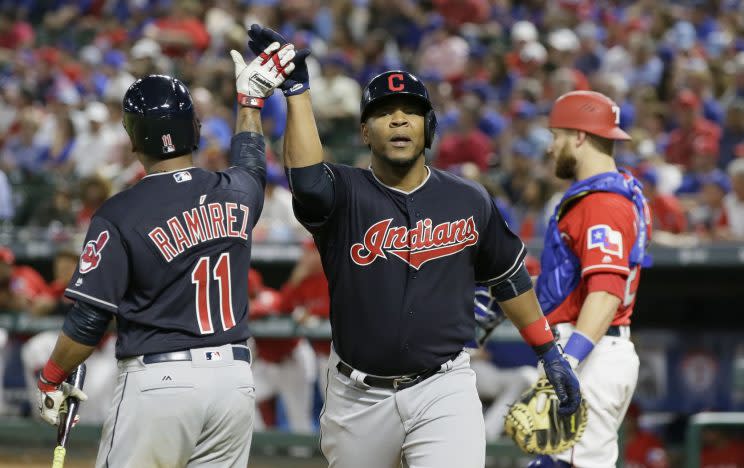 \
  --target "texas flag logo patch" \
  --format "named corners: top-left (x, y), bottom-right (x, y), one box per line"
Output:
top-left (587, 224), bottom-right (623, 258)
top-left (79, 230), bottom-right (109, 274)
